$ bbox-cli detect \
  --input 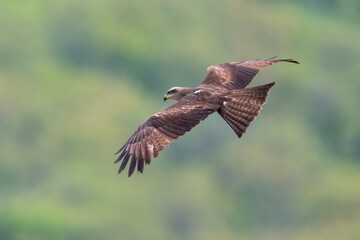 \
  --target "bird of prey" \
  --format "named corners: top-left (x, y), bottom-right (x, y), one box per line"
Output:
top-left (115, 58), bottom-right (299, 177)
